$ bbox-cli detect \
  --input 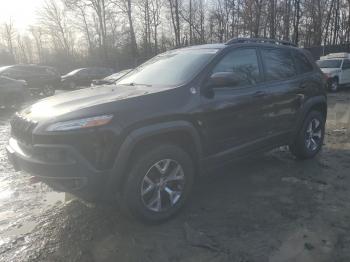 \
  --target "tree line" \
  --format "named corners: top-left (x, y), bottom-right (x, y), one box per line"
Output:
top-left (1, 0), bottom-right (350, 73)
